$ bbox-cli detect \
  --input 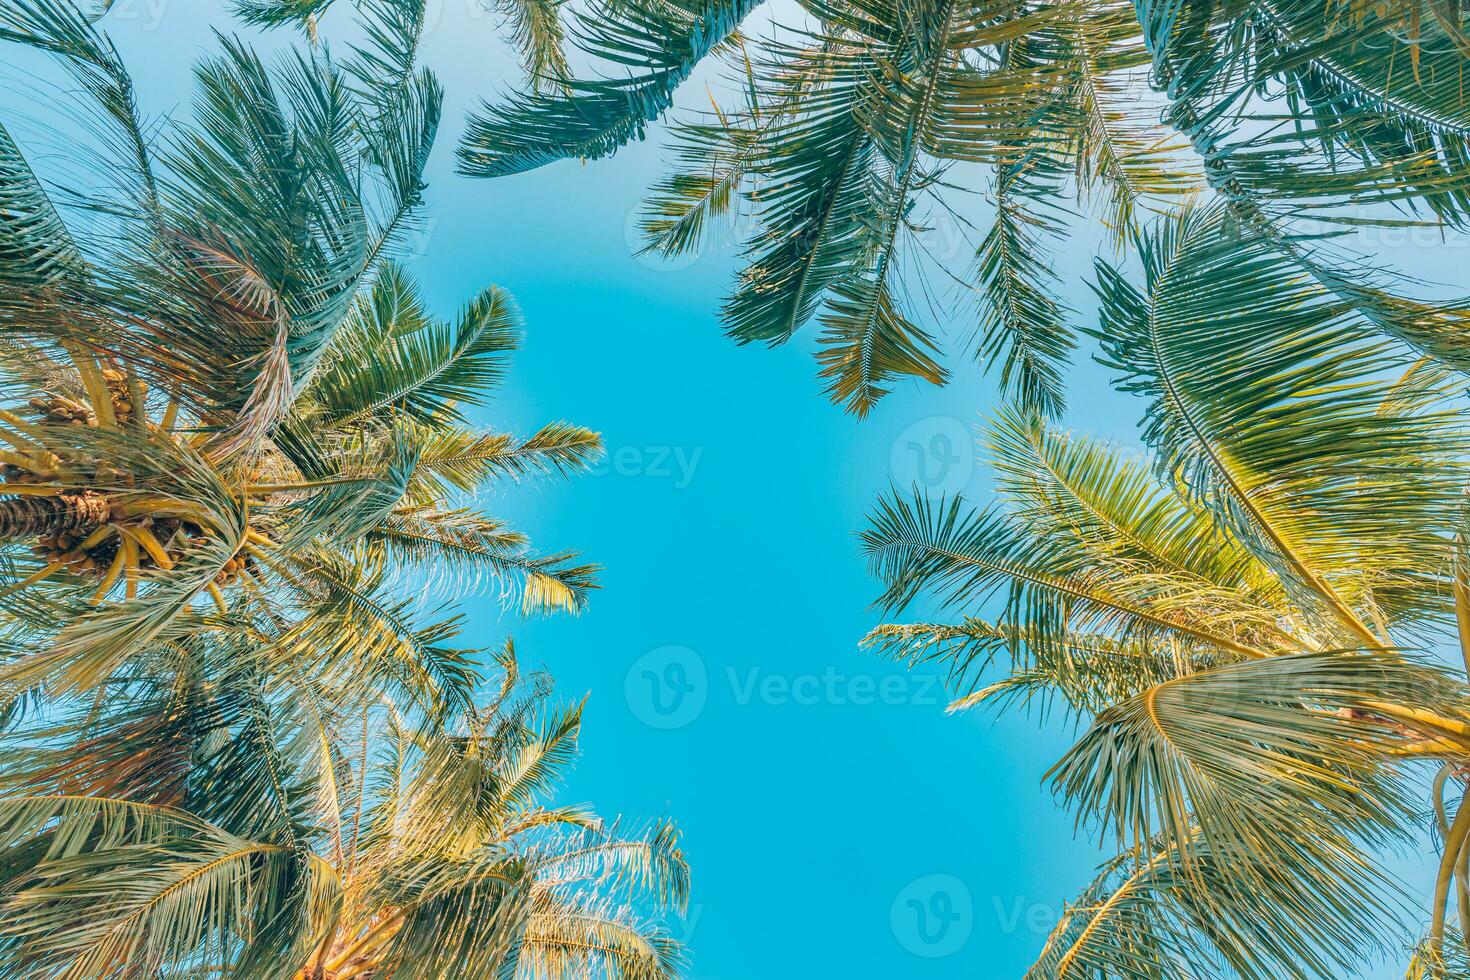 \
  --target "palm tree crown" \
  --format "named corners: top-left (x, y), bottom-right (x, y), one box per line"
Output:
top-left (464, 0), bottom-right (1470, 416)
top-left (0, 1), bottom-right (688, 976)
top-left (865, 202), bottom-right (1470, 977)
